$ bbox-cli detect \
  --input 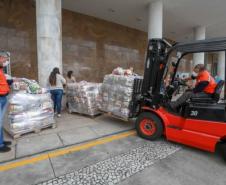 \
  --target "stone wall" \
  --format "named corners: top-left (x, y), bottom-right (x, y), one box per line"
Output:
top-left (62, 10), bottom-right (147, 82)
top-left (0, 0), bottom-right (37, 79)
top-left (0, 0), bottom-right (147, 82)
